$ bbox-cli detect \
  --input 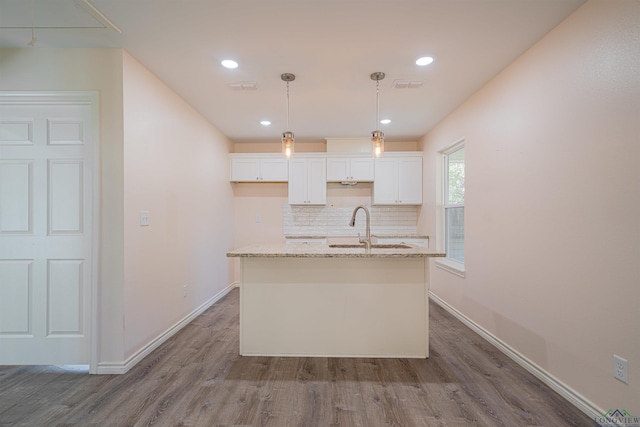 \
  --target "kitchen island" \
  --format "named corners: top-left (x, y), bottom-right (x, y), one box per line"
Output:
top-left (227, 243), bottom-right (445, 358)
